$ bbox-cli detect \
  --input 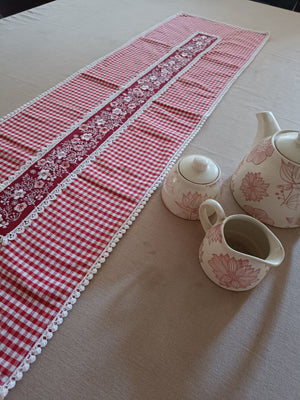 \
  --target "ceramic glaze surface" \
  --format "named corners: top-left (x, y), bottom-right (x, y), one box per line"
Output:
top-left (161, 156), bottom-right (222, 220)
top-left (198, 199), bottom-right (285, 291)
top-left (199, 230), bottom-right (267, 291)
top-left (231, 135), bottom-right (300, 228)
